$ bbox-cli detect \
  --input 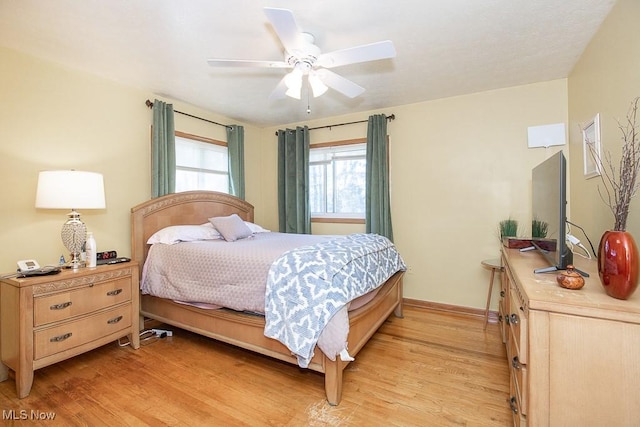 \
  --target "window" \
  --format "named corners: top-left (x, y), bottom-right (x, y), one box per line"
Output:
top-left (175, 132), bottom-right (228, 193)
top-left (309, 141), bottom-right (366, 220)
